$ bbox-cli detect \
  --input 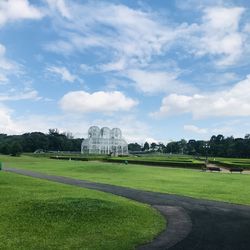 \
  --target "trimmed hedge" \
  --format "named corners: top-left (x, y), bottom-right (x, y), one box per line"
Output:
top-left (105, 158), bottom-right (204, 169)
top-left (49, 156), bottom-right (205, 169)
top-left (231, 161), bottom-right (250, 165)
top-left (50, 156), bottom-right (89, 161)
top-left (50, 156), bottom-right (108, 161)
top-left (117, 158), bottom-right (194, 163)
top-left (208, 160), bottom-right (250, 170)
